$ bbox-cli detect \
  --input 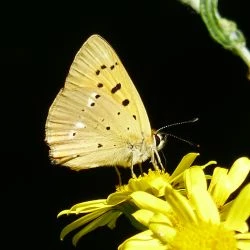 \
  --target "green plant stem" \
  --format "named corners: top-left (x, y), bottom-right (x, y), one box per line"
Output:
top-left (180, 0), bottom-right (250, 71)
